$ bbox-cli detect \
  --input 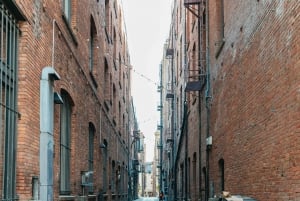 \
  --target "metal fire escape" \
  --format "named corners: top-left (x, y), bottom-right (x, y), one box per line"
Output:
top-left (184, 0), bottom-right (207, 93)
top-left (183, 0), bottom-right (208, 201)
